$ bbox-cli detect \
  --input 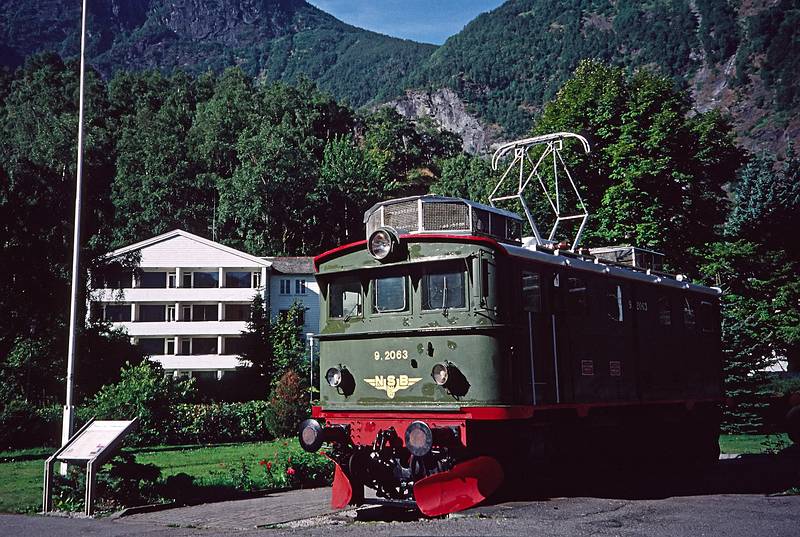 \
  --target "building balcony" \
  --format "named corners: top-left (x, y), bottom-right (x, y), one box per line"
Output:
top-left (114, 320), bottom-right (247, 336)
top-left (148, 354), bottom-right (243, 371)
top-left (91, 287), bottom-right (263, 303)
